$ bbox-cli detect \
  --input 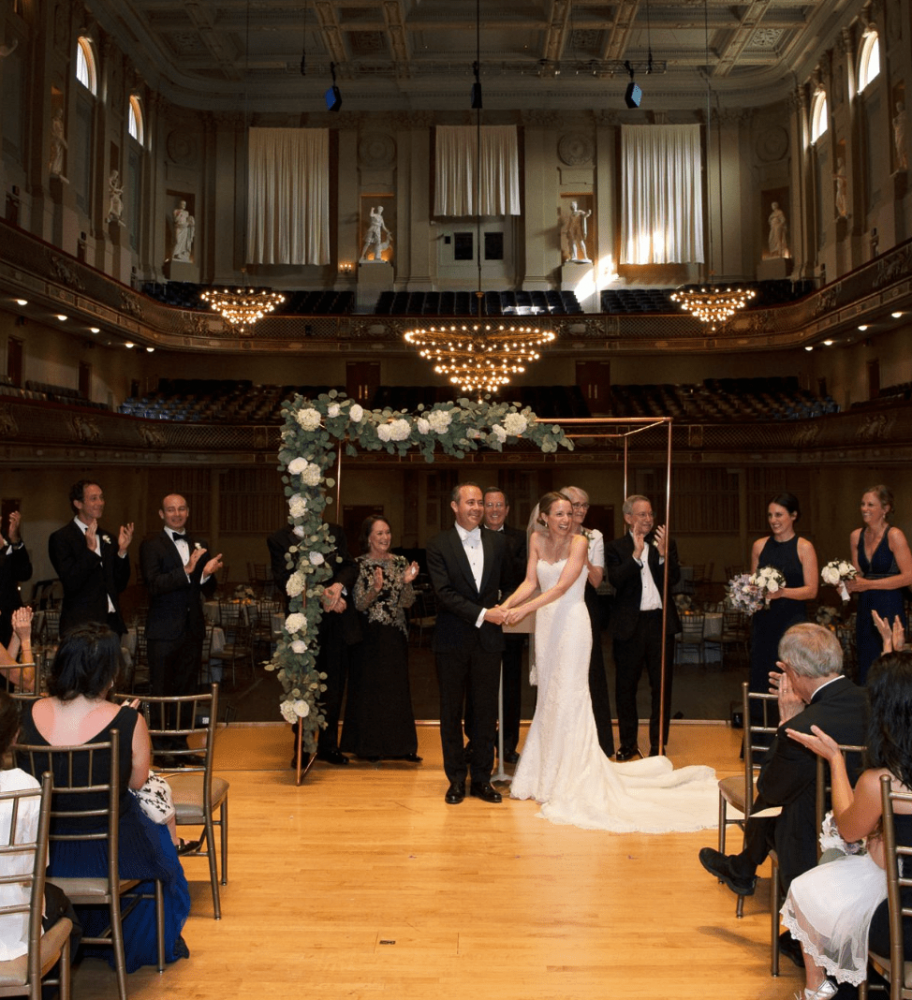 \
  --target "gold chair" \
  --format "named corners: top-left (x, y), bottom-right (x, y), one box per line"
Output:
top-left (814, 743), bottom-right (867, 861)
top-left (140, 685), bottom-right (229, 920)
top-left (675, 613), bottom-right (706, 666)
top-left (14, 730), bottom-right (165, 1000)
top-left (860, 775), bottom-right (912, 1000)
top-left (0, 773), bottom-right (73, 1000)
